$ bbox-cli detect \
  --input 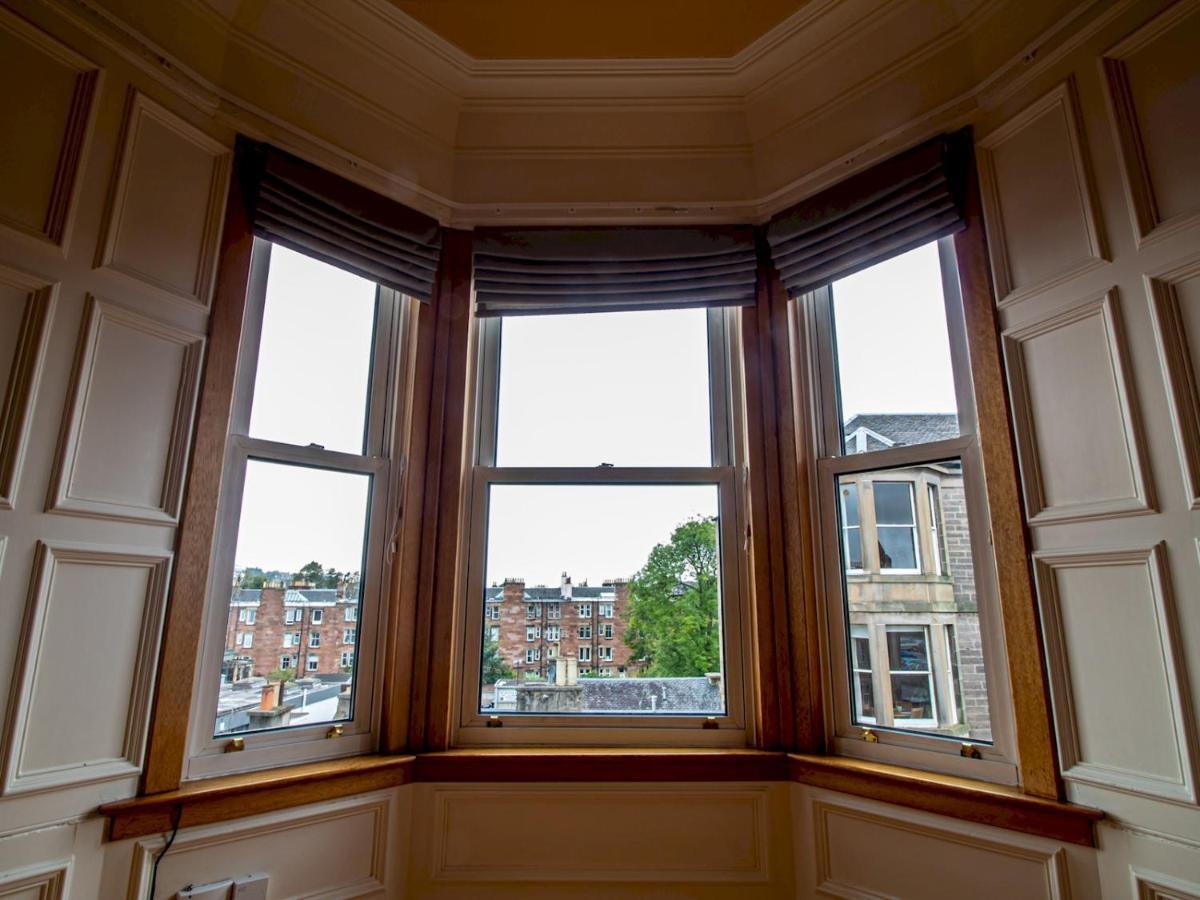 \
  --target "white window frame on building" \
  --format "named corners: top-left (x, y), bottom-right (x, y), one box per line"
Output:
top-left (576, 603), bottom-right (591, 619)
top-left (343, 629), bottom-right (356, 645)
top-left (806, 236), bottom-right (1016, 783)
top-left (280, 655), bottom-right (293, 670)
top-left (547, 604), bottom-right (561, 620)
top-left (309, 632), bottom-right (321, 649)
top-left (186, 239), bottom-right (409, 778)
top-left (344, 607), bottom-right (357, 623)
top-left (311, 609), bottom-right (324, 624)
top-left (599, 603), bottom-right (613, 618)
top-left (600, 623), bottom-right (614, 640)
top-left (340, 651), bottom-right (354, 668)
top-left (578, 624), bottom-right (591, 640)
top-left (578, 646), bottom-right (592, 662)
